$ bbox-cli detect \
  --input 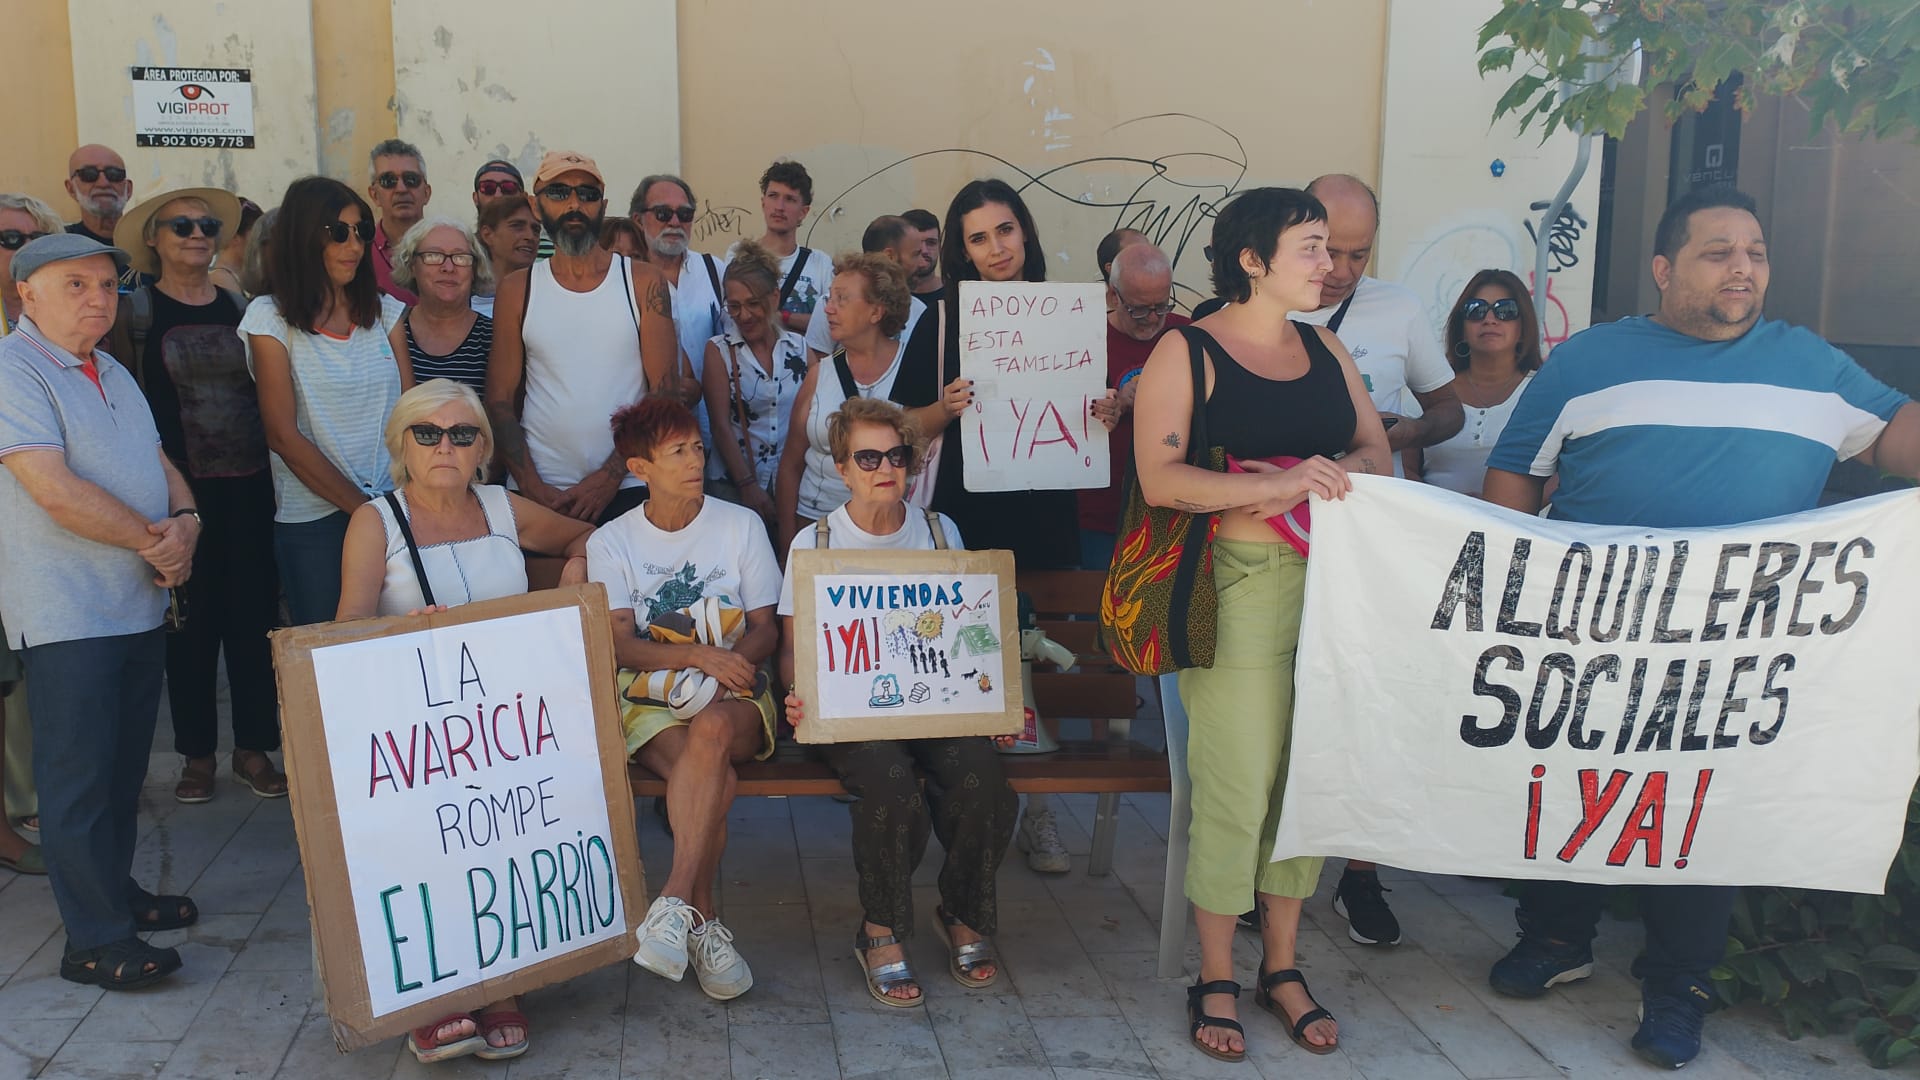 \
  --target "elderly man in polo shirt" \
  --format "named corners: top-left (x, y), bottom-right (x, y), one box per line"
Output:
top-left (0, 234), bottom-right (202, 991)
